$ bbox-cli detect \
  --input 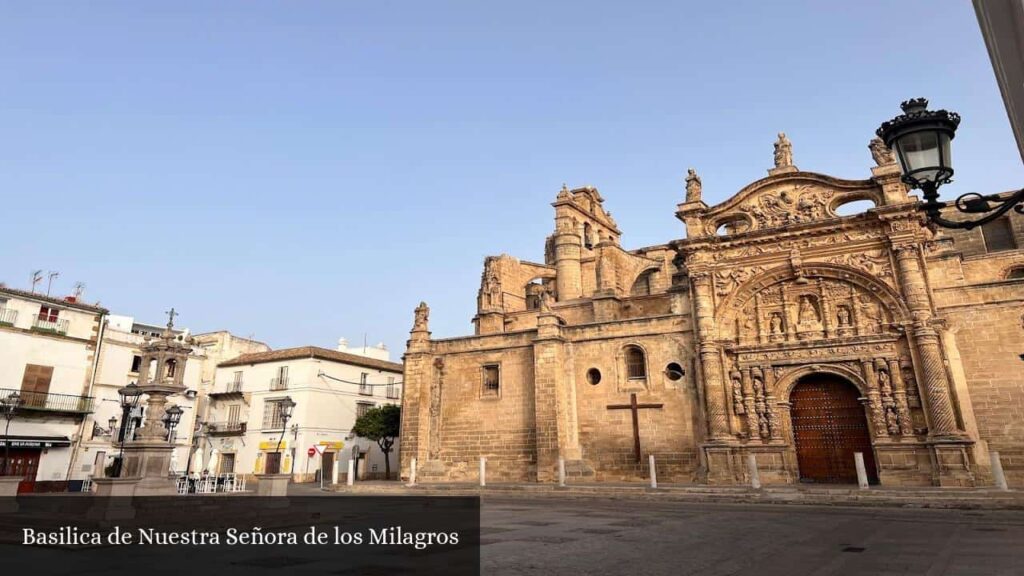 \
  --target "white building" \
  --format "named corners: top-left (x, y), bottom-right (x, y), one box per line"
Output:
top-left (203, 342), bottom-right (402, 483)
top-left (0, 286), bottom-right (107, 492)
top-left (73, 314), bottom-right (206, 482)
